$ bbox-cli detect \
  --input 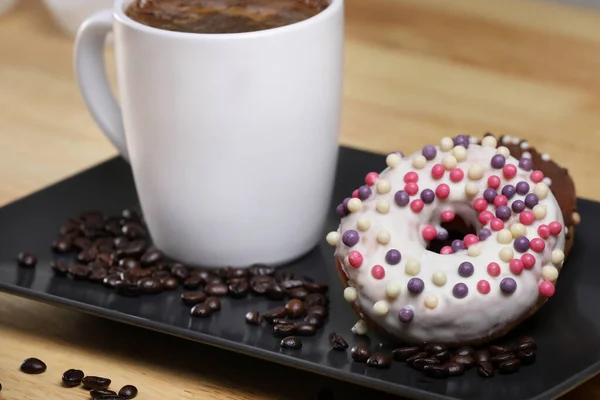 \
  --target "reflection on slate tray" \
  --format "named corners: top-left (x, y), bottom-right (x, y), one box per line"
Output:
top-left (0, 147), bottom-right (599, 400)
